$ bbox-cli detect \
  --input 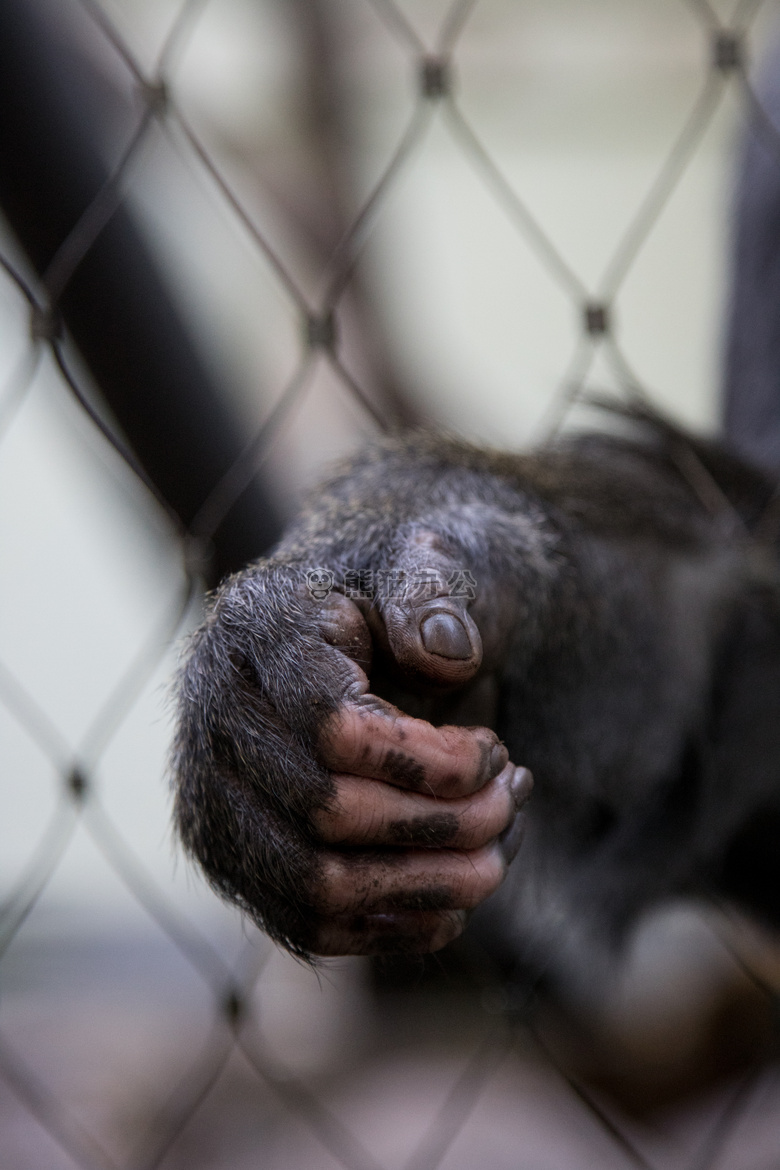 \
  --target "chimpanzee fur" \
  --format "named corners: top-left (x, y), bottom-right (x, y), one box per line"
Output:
top-left (172, 411), bottom-right (780, 963)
